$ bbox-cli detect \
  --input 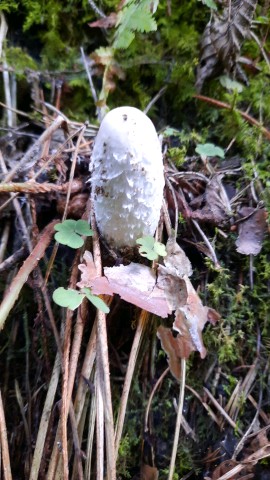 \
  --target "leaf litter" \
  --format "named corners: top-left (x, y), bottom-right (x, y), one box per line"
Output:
top-left (78, 236), bottom-right (220, 375)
